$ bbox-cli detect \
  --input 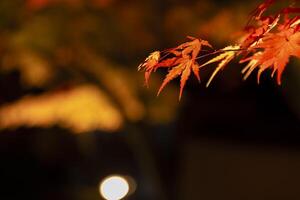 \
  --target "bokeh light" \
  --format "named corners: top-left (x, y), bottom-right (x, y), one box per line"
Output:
top-left (99, 175), bottom-right (130, 200)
